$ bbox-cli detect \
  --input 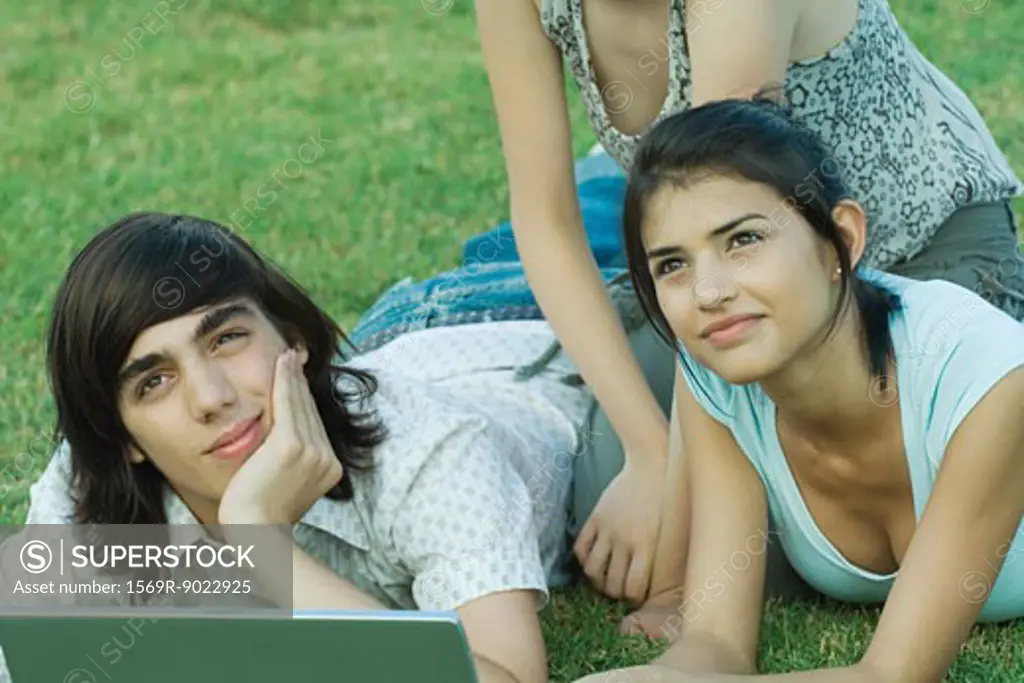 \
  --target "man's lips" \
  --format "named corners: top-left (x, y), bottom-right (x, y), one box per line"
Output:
top-left (206, 414), bottom-right (264, 461)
